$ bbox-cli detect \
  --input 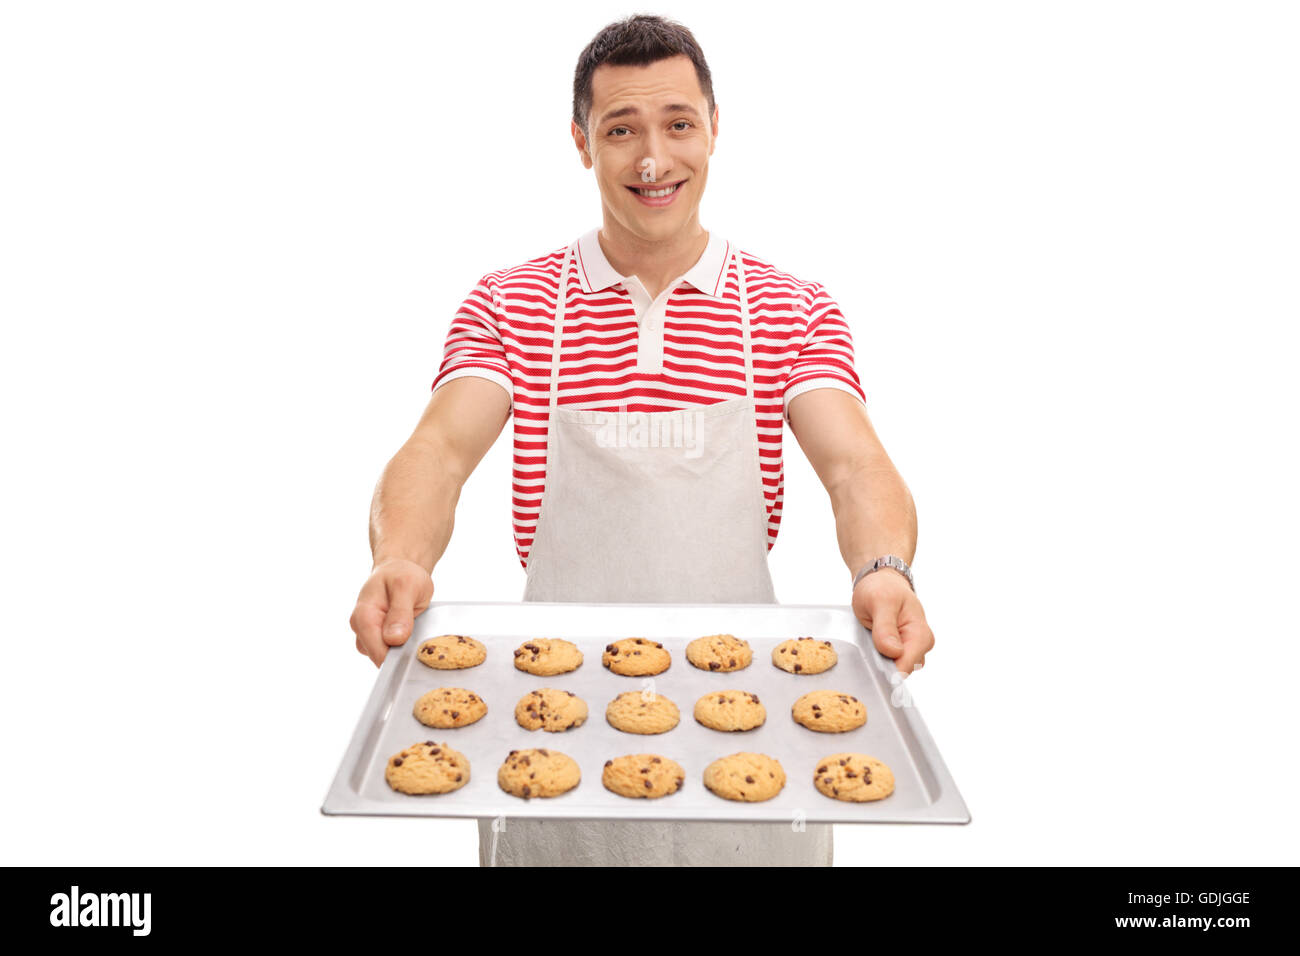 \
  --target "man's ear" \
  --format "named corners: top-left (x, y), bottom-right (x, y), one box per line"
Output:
top-left (572, 119), bottom-right (593, 169)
